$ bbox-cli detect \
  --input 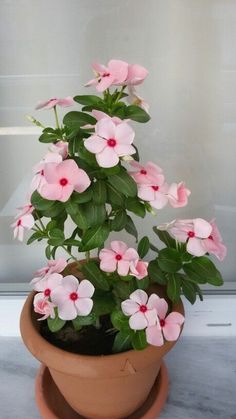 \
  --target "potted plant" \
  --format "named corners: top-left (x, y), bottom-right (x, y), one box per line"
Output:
top-left (16, 59), bottom-right (226, 419)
